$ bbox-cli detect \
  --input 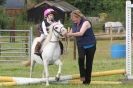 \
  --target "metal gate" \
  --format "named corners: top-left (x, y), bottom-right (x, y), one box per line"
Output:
top-left (0, 29), bottom-right (32, 61)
